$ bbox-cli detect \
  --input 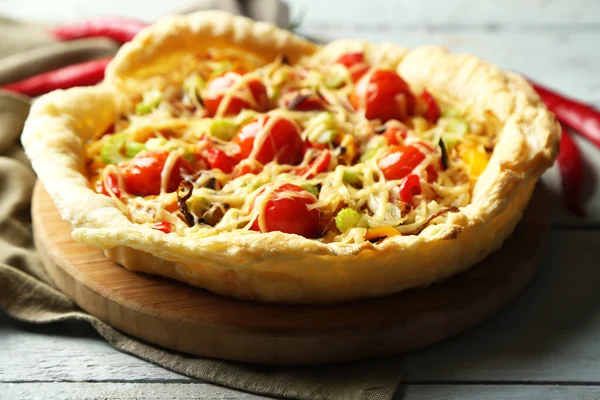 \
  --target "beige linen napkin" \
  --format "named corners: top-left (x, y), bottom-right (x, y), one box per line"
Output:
top-left (0, 1), bottom-right (403, 399)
